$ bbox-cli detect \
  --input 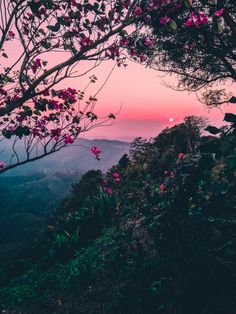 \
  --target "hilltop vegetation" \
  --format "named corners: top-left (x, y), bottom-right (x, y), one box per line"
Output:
top-left (0, 115), bottom-right (235, 314)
